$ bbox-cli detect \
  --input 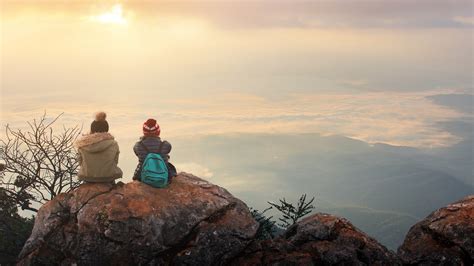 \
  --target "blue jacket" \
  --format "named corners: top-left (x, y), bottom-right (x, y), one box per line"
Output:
top-left (133, 136), bottom-right (172, 163)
